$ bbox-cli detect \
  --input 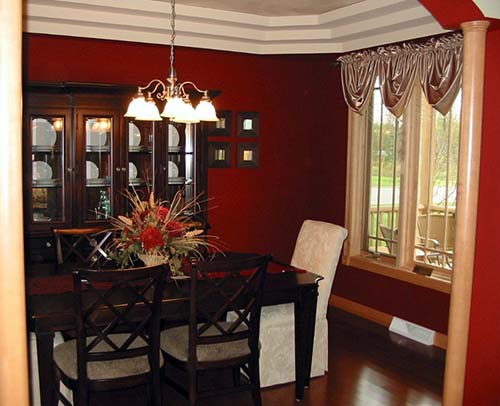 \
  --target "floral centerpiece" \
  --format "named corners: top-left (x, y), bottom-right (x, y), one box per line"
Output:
top-left (107, 188), bottom-right (217, 276)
